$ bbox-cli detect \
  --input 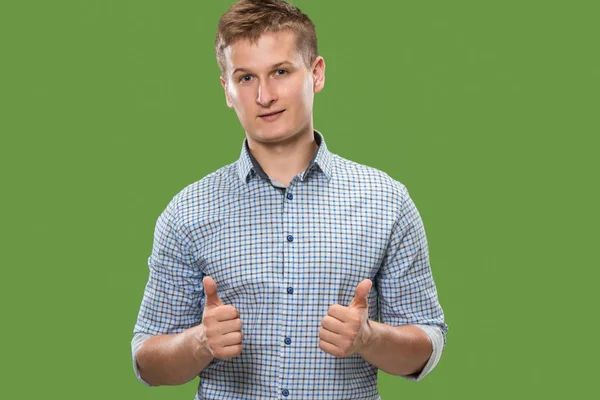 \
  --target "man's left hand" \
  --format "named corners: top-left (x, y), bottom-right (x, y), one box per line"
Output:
top-left (318, 279), bottom-right (374, 357)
